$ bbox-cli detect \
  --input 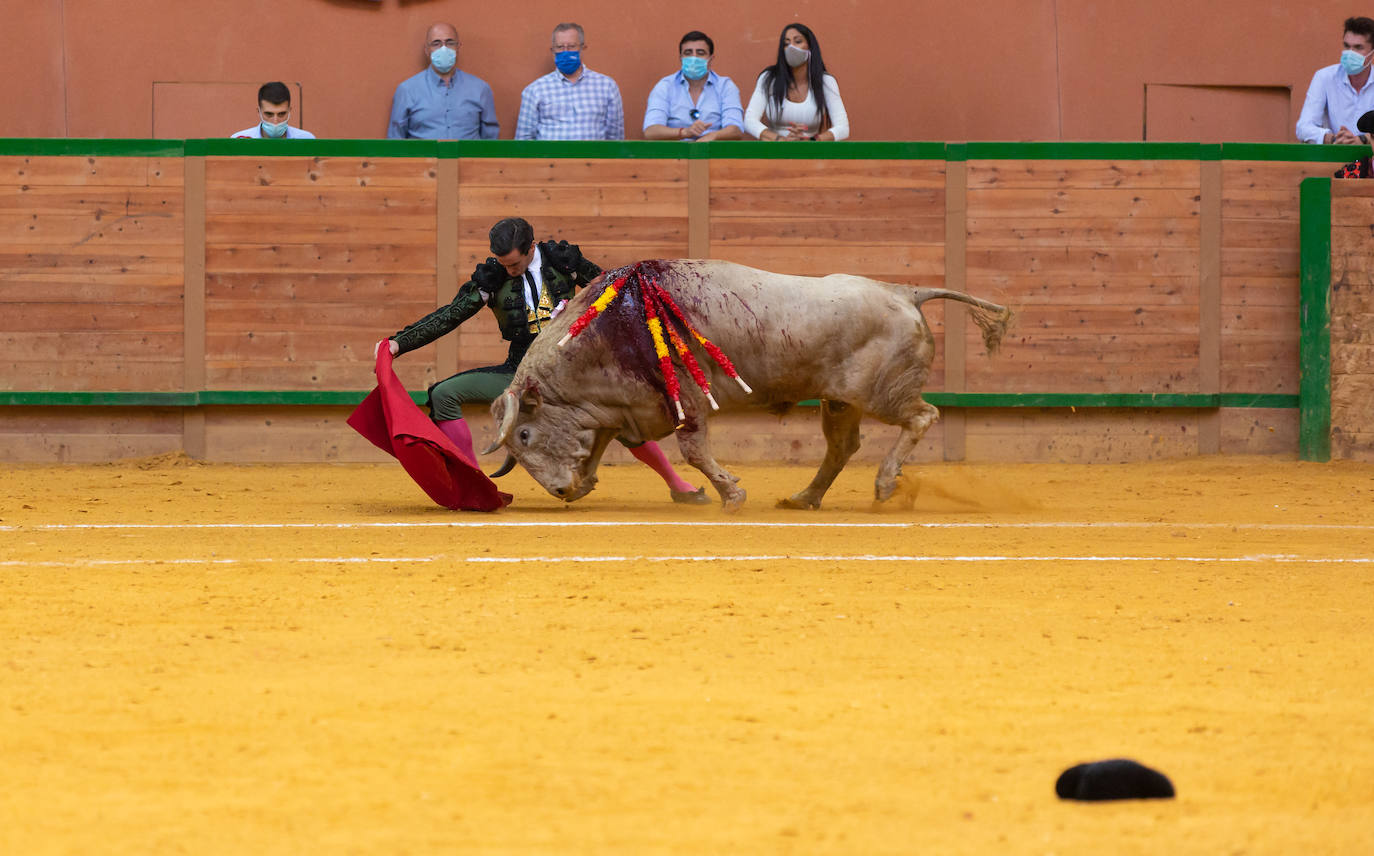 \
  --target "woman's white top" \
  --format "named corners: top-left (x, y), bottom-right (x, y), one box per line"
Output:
top-left (743, 72), bottom-right (849, 140)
